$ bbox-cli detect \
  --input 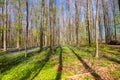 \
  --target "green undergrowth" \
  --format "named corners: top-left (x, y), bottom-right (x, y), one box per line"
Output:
top-left (0, 45), bottom-right (120, 80)
top-left (61, 46), bottom-right (83, 79)
top-left (110, 70), bottom-right (120, 80)
top-left (33, 47), bottom-right (61, 80)
top-left (0, 48), bottom-right (41, 73)
top-left (0, 48), bottom-right (50, 80)
top-left (100, 46), bottom-right (120, 55)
